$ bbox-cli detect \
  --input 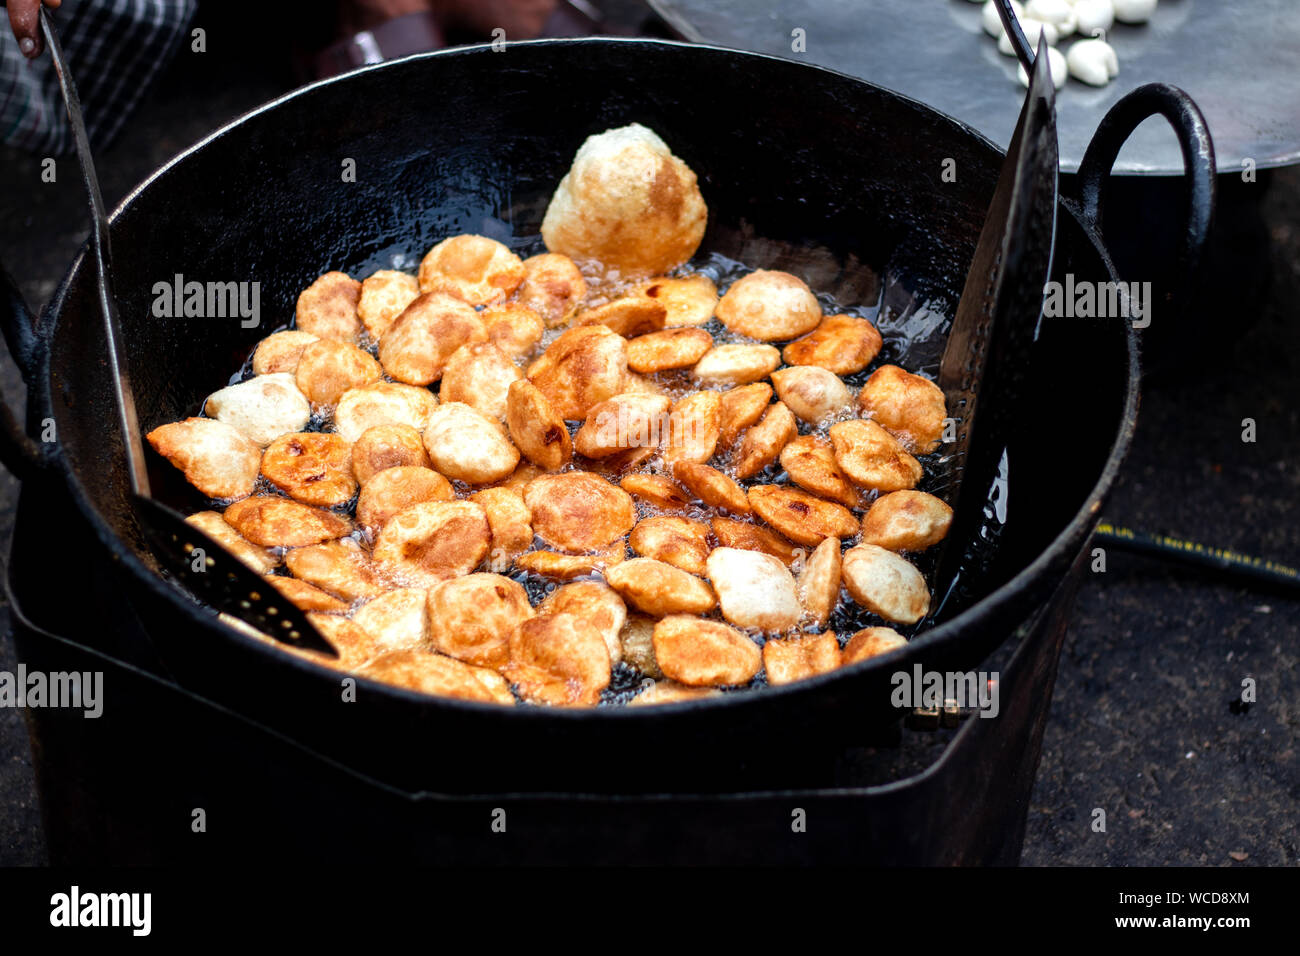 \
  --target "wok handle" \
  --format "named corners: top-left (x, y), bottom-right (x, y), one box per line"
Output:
top-left (1076, 83), bottom-right (1217, 283)
top-left (0, 265), bottom-right (50, 481)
